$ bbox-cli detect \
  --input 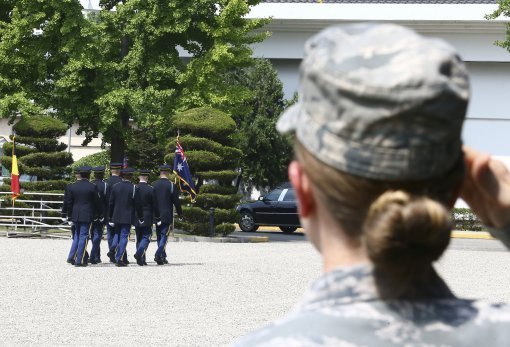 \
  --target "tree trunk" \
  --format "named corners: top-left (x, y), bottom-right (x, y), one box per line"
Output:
top-left (110, 109), bottom-right (130, 162)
